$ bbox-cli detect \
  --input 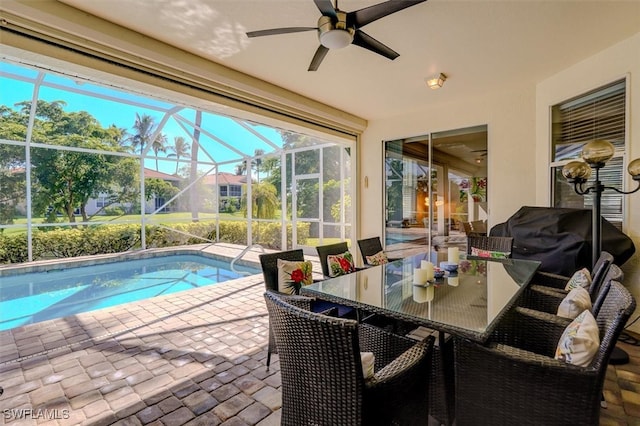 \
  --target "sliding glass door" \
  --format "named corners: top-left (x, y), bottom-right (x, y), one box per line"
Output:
top-left (384, 125), bottom-right (488, 257)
